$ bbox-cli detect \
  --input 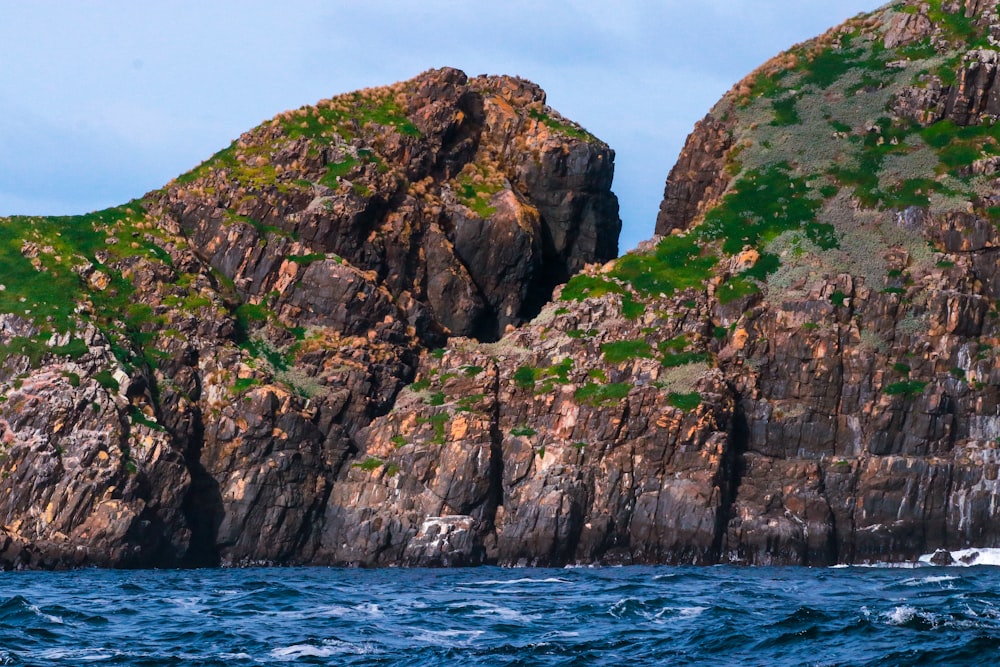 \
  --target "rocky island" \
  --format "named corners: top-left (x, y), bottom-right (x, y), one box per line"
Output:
top-left (3, 0), bottom-right (1000, 569)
